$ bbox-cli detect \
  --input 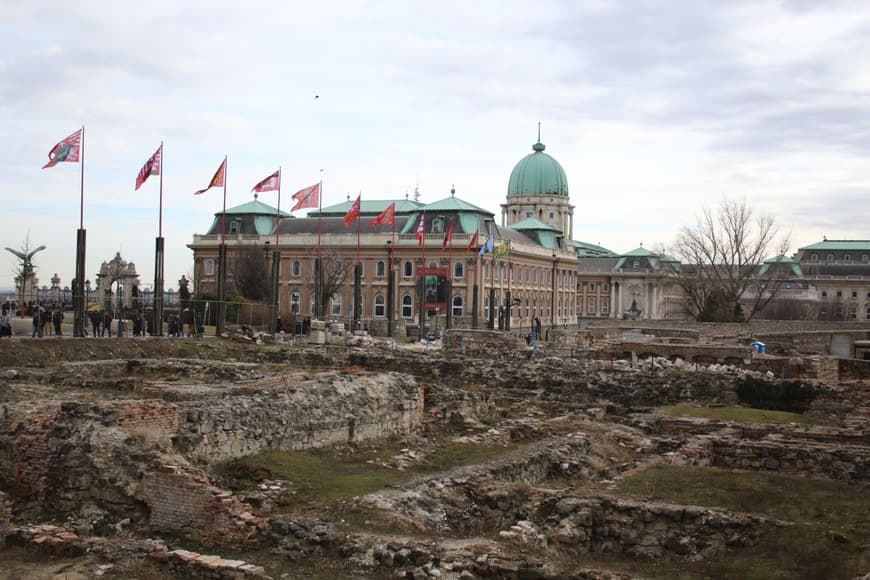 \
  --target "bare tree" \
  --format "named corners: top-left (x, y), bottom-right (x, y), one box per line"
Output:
top-left (311, 250), bottom-right (353, 319)
top-left (673, 197), bottom-right (790, 322)
top-left (231, 244), bottom-right (270, 301)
